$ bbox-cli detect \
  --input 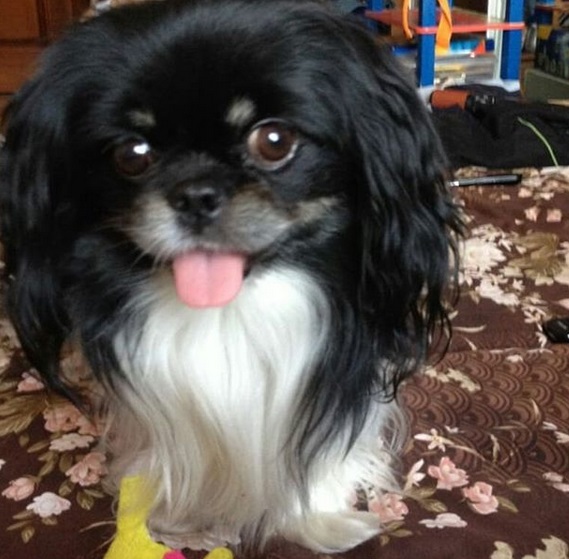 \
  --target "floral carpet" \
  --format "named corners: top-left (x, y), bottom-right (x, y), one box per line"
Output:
top-left (1, 167), bottom-right (569, 558)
